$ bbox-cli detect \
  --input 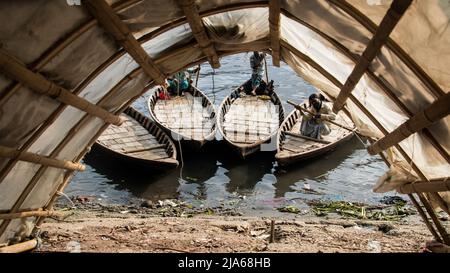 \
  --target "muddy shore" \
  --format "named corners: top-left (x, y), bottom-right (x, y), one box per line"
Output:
top-left (34, 198), bottom-right (439, 253)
